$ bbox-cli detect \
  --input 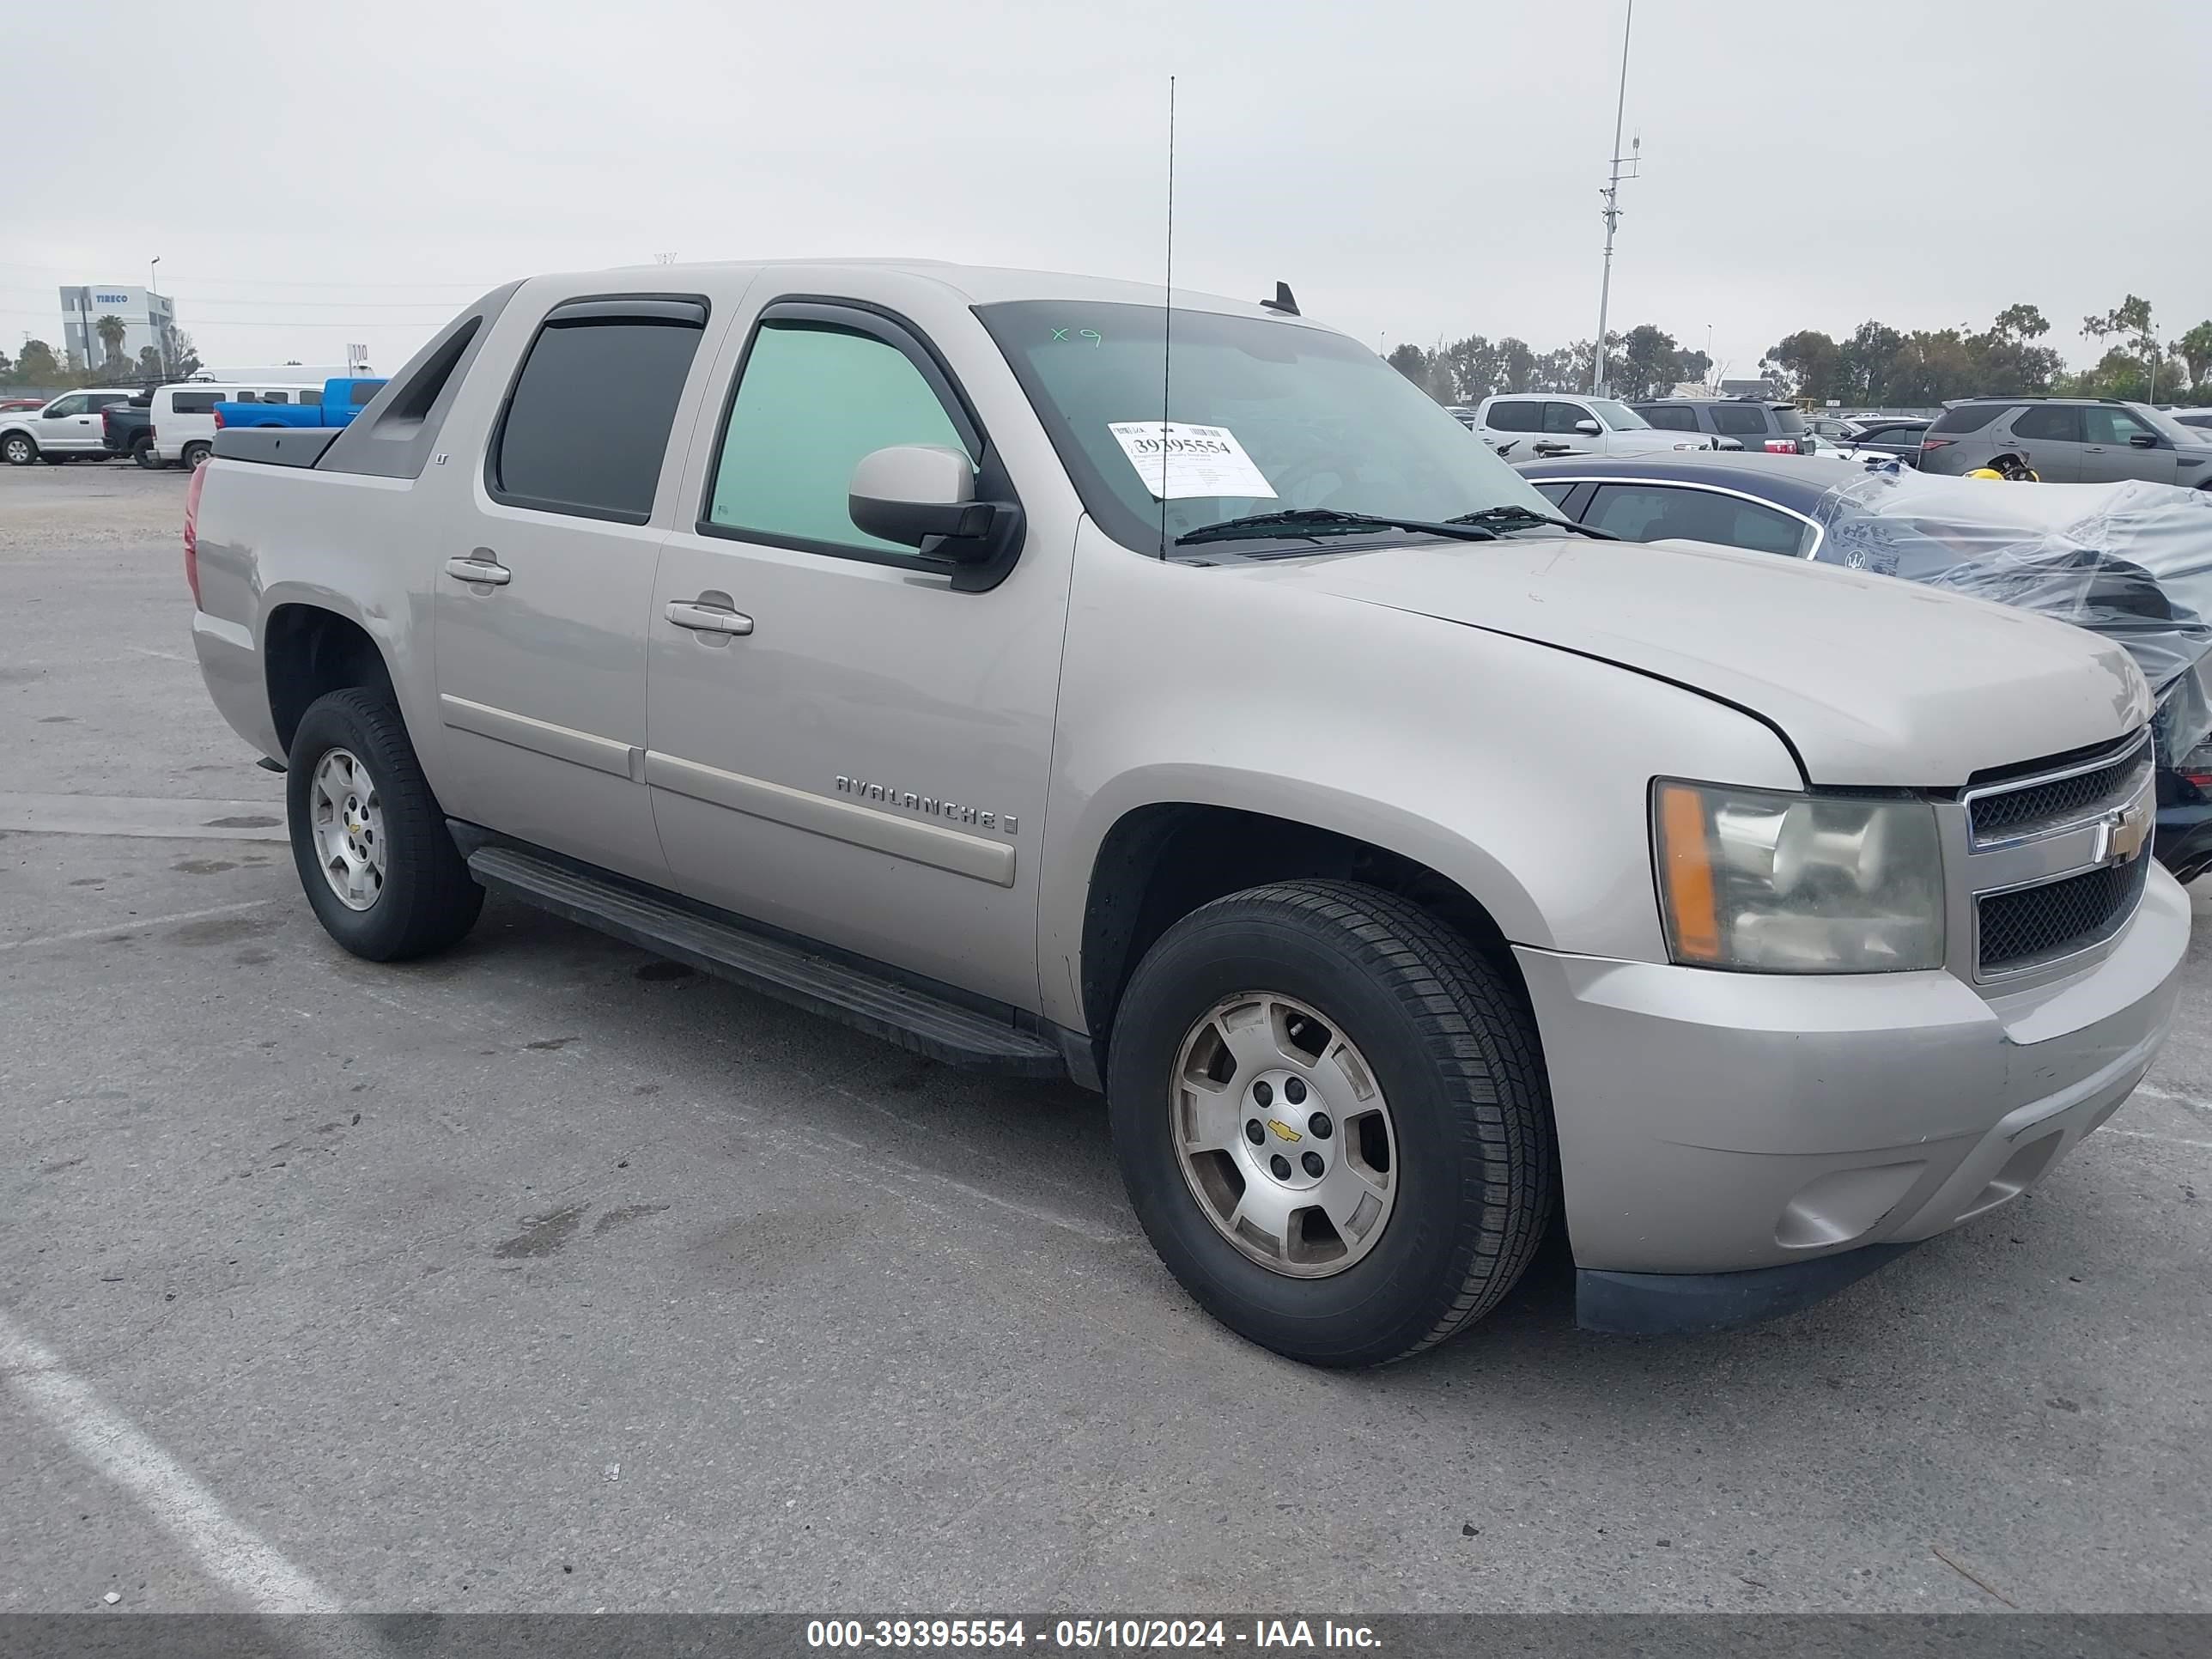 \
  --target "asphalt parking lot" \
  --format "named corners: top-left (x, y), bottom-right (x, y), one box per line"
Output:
top-left (3, 459), bottom-right (2209, 1616)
